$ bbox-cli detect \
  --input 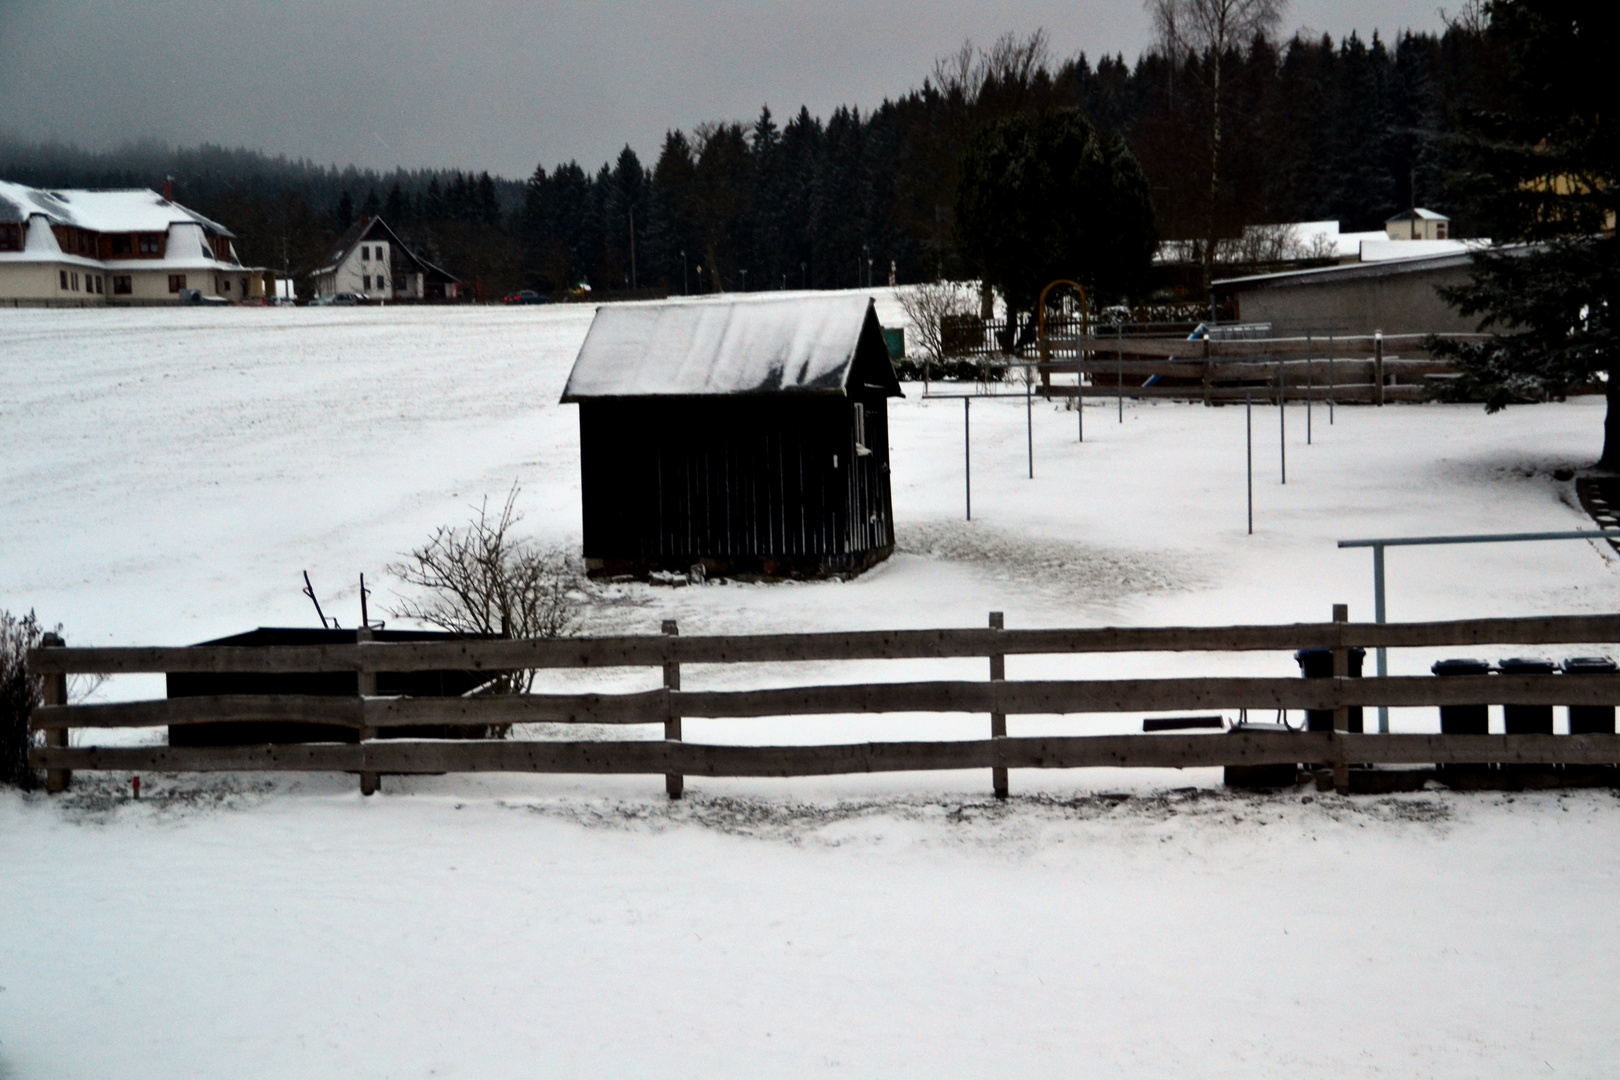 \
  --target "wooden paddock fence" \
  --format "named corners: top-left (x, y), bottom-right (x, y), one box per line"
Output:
top-left (927, 330), bottom-right (1491, 405)
top-left (29, 608), bottom-right (1620, 798)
